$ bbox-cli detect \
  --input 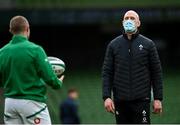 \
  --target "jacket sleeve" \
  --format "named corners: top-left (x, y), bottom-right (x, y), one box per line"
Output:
top-left (35, 46), bottom-right (62, 89)
top-left (102, 43), bottom-right (114, 101)
top-left (149, 41), bottom-right (163, 100)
